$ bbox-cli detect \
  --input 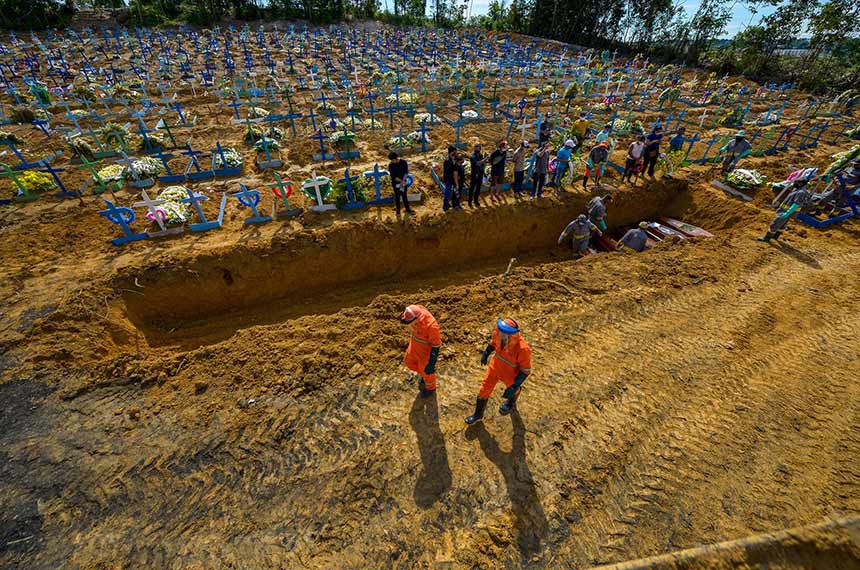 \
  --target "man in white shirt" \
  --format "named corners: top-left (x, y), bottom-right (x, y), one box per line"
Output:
top-left (623, 135), bottom-right (646, 184)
